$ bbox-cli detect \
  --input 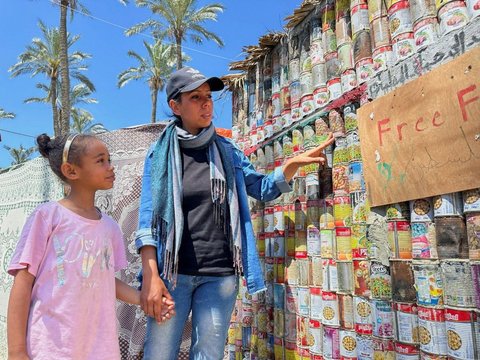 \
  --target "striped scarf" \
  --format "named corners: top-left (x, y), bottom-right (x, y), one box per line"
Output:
top-left (151, 120), bottom-right (242, 287)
